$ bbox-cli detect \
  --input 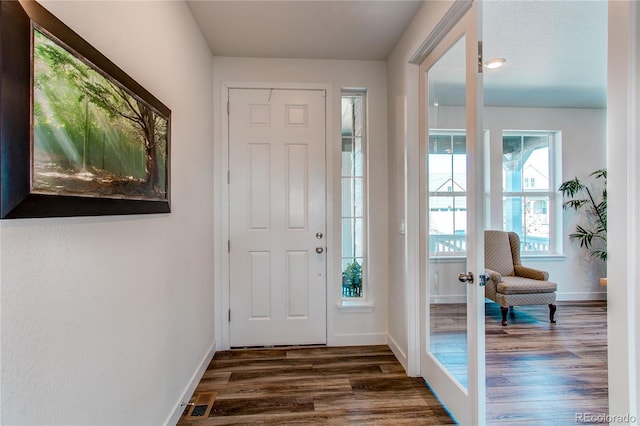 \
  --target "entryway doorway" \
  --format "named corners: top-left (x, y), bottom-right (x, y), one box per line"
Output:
top-left (227, 87), bottom-right (327, 347)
